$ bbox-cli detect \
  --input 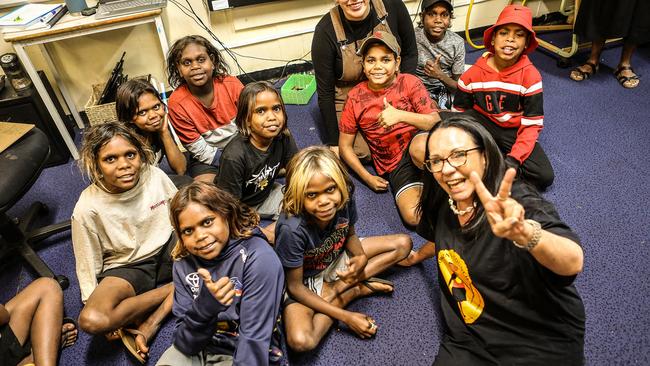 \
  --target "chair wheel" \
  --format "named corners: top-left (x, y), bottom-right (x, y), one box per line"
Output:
top-left (557, 57), bottom-right (571, 68)
top-left (55, 275), bottom-right (69, 290)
